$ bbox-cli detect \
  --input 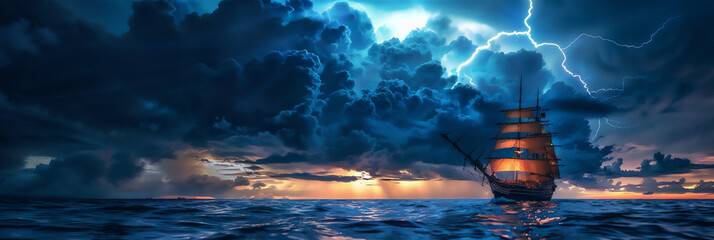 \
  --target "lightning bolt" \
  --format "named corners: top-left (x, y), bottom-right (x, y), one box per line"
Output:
top-left (562, 17), bottom-right (676, 50)
top-left (463, 74), bottom-right (474, 85)
top-left (591, 118), bottom-right (601, 141)
top-left (604, 117), bottom-right (639, 129)
top-left (454, 0), bottom-right (673, 98)
top-left (590, 76), bottom-right (647, 101)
